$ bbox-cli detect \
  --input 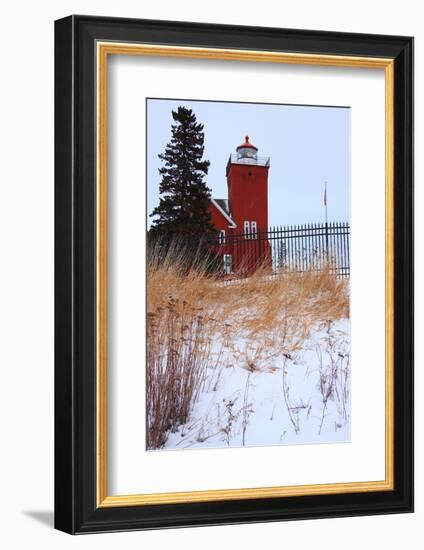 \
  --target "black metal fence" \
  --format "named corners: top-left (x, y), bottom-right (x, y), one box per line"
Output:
top-left (213, 222), bottom-right (350, 278)
top-left (148, 222), bottom-right (350, 278)
top-left (265, 222), bottom-right (350, 278)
